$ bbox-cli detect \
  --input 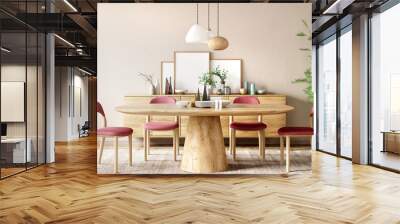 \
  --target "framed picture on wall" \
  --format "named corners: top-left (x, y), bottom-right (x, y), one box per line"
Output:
top-left (174, 51), bottom-right (210, 93)
top-left (160, 61), bottom-right (174, 94)
top-left (211, 59), bottom-right (242, 93)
